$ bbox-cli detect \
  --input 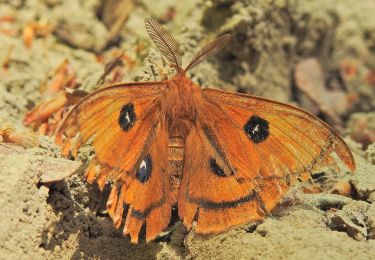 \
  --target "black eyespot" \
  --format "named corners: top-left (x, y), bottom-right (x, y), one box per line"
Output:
top-left (209, 158), bottom-right (227, 177)
top-left (136, 155), bottom-right (152, 183)
top-left (119, 103), bottom-right (136, 131)
top-left (244, 116), bottom-right (269, 143)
